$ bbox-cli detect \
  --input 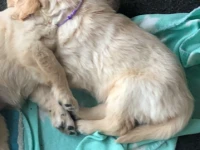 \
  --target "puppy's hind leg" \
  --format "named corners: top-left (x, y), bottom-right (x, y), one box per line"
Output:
top-left (77, 82), bottom-right (135, 136)
top-left (0, 114), bottom-right (9, 150)
top-left (77, 104), bottom-right (134, 136)
top-left (77, 103), bottom-right (106, 120)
